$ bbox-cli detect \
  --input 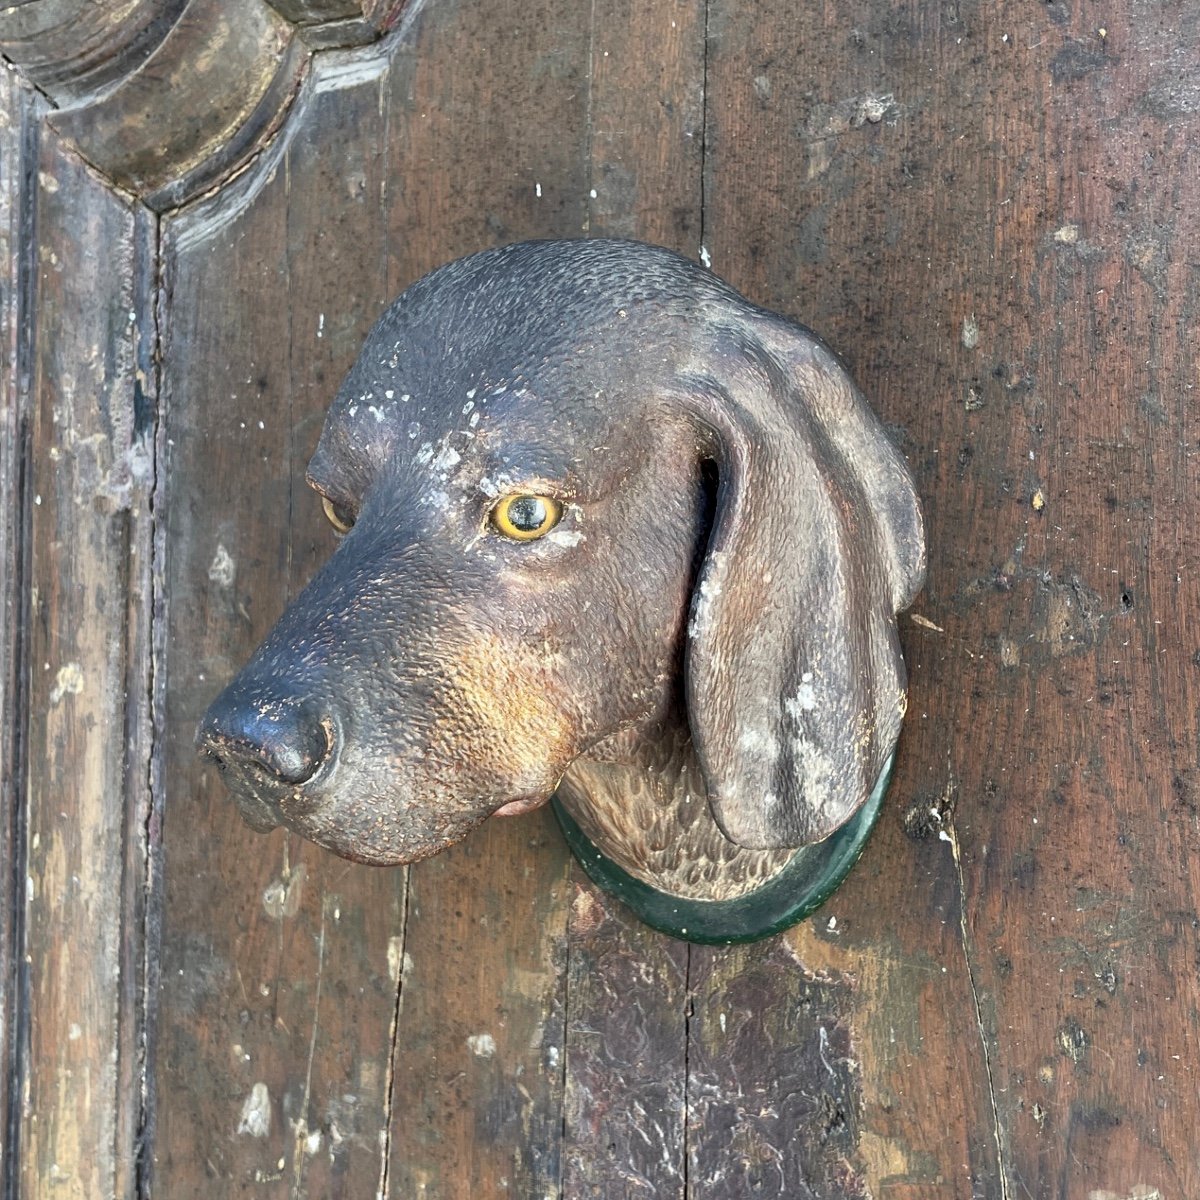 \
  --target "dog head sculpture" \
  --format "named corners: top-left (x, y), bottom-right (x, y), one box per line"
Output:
top-left (197, 239), bottom-right (924, 931)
